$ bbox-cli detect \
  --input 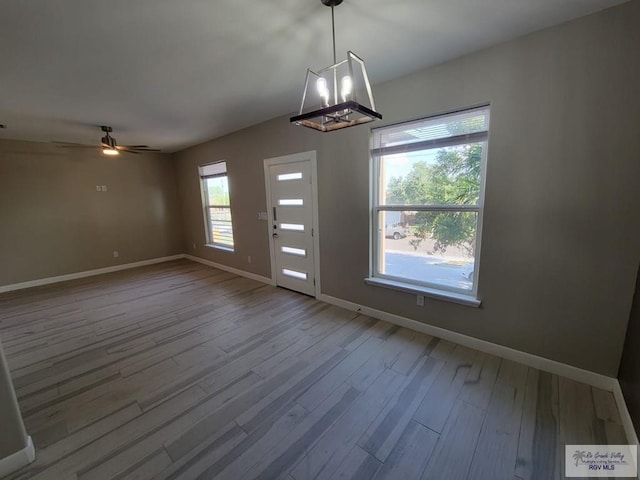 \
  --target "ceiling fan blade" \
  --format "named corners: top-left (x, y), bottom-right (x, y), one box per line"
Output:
top-left (53, 130), bottom-right (159, 155)
top-left (52, 141), bottom-right (96, 149)
top-left (120, 146), bottom-right (161, 152)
